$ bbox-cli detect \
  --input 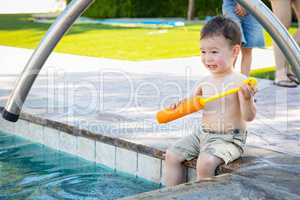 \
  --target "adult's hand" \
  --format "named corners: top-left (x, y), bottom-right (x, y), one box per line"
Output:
top-left (235, 3), bottom-right (247, 16)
